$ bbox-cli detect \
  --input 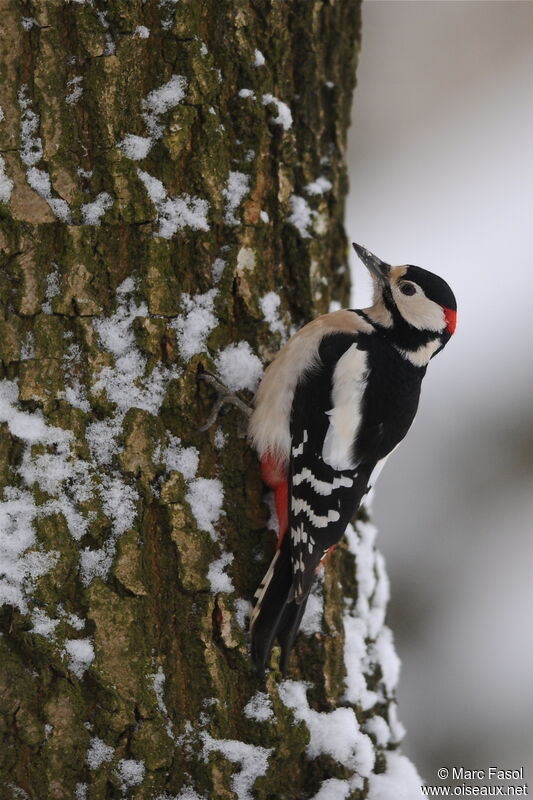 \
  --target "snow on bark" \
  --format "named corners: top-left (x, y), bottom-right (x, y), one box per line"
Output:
top-left (0, 2), bottom-right (421, 796)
